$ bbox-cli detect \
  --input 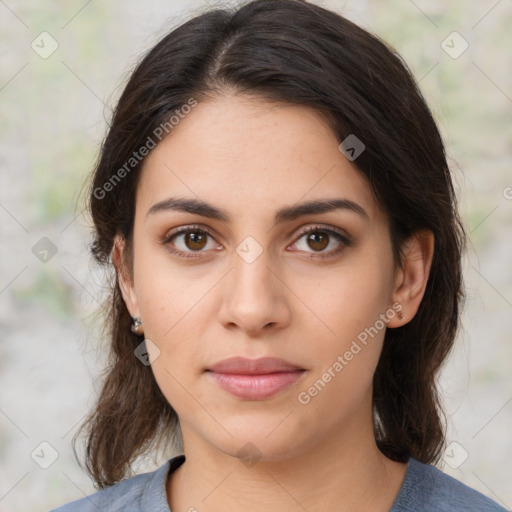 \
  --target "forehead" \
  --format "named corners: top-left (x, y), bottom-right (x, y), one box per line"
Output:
top-left (137, 94), bottom-right (380, 223)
